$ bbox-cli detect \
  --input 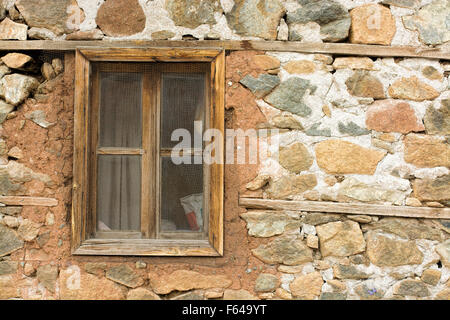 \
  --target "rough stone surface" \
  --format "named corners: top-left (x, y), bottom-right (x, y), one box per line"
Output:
top-left (290, 272), bottom-right (324, 300)
top-left (66, 29), bottom-right (104, 40)
top-left (127, 288), bottom-right (161, 300)
top-left (403, 134), bottom-right (450, 168)
top-left (271, 115), bottom-right (303, 130)
top-left (320, 292), bottom-right (347, 300)
top-left (265, 174), bottom-right (317, 199)
top-left (421, 269), bottom-right (441, 286)
top-left (149, 270), bottom-right (232, 295)
top-left (226, 0), bottom-right (285, 40)
top-left (25, 110), bottom-right (55, 128)
top-left (366, 233), bottom-right (423, 267)
top-left (355, 283), bottom-right (385, 300)
top-left (286, 0), bottom-right (350, 42)
top-left (278, 142), bottom-right (313, 173)
top-left (333, 264), bottom-right (370, 280)
top-left (36, 264), bottom-right (58, 293)
top-left (0, 276), bottom-right (19, 299)
top-left (1, 53), bottom-right (33, 69)
top-left (251, 55), bottom-right (280, 70)
top-left (0, 74), bottom-right (39, 106)
top-left (338, 177), bottom-right (405, 205)
top-left (16, 0), bottom-right (82, 35)
top-left (338, 121), bottom-right (370, 136)
top-left (59, 269), bottom-right (125, 300)
top-left (254, 273), bottom-right (278, 292)
top-left (0, 261), bottom-right (17, 276)
top-left (96, 0), bottom-right (146, 37)
top-left (393, 279), bottom-right (430, 297)
top-left (166, 0), bottom-right (221, 28)
top-left (366, 100), bottom-right (424, 134)
top-left (403, 0), bottom-right (450, 45)
top-left (346, 71), bottom-right (385, 99)
top-left (316, 221), bottom-right (366, 257)
top-left (239, 74), bottom-right (280, 98)
top-left (252, 234), bottom-right (313, 265)
top-left (17, 219), bottom-right (40, 241)
top-left (333, 57), bottom-right (374, 70)
top-left (106, 265), bottom-right (144, 288)
top-left (28, 27), bottom-right (57, 40)
top-left (315, 140), bottom-right (386, 175)
top-left (264, 77), bottom-right (316, 117)
top-left (0, 225), bottom-right (23, 257)
top-left (424, 99), bottom-right (450, 135)
top-left (413, 175), bottom-right (450, 202)
top-left (364, 217), bottom-right (444, 241)
top-left (240, 211), bottom-right (301, 237)
top-left (349, 4), bottom-right (396, 45)
top-left (283, 60), bottom-right (316, 74)
top-left (0, 18), bottom-right (27, 40)
top-left (301, 213), bottom-right (342, 226)
top-left (0, 100), bottom-right (14, 124)
top-left (246, 174), bottom-right (270, 191)
top-left (388, 76), bottom-right (440, 102)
